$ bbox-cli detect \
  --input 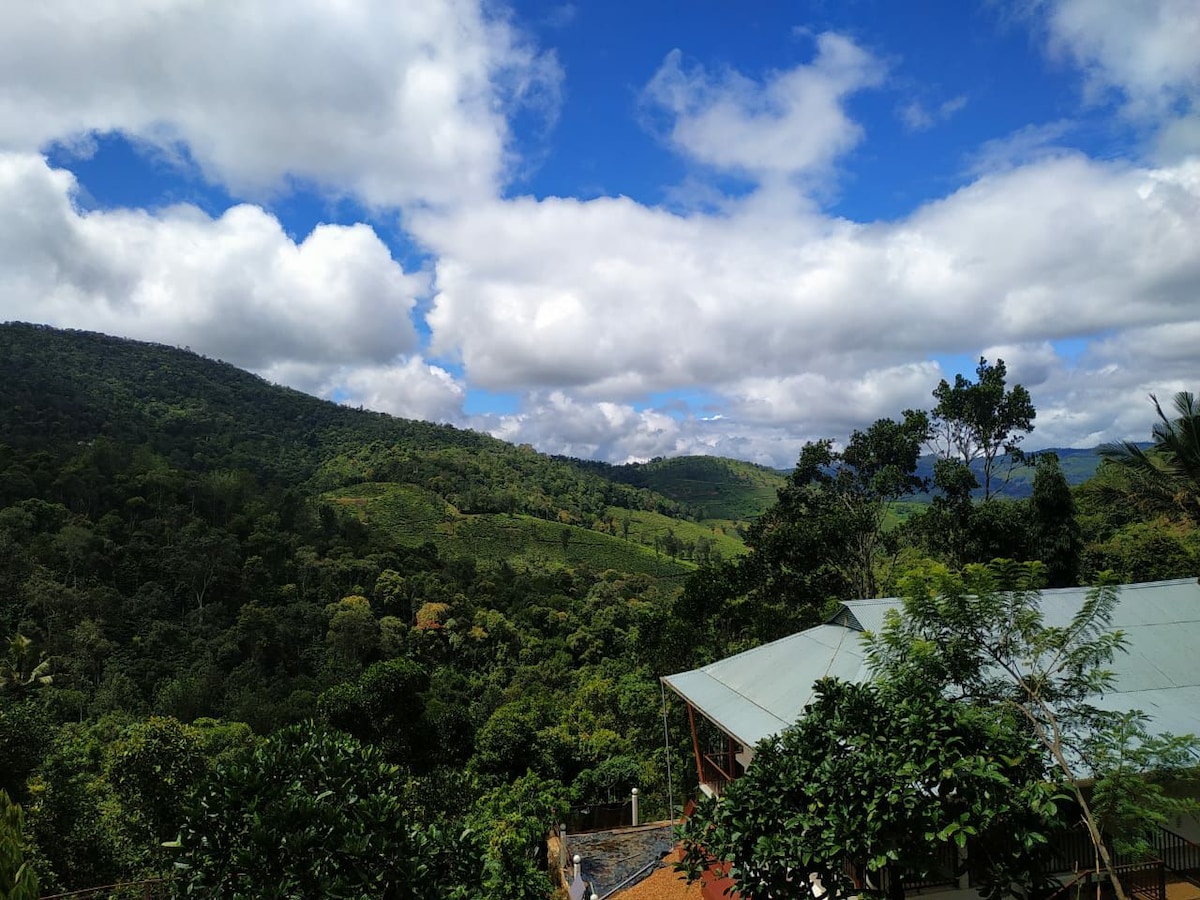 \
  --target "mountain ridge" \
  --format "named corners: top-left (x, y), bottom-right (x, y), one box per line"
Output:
top-left (0, 322), bottom-right (754, 571)
top-left (1, 323), bottom-right (1116, 531)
